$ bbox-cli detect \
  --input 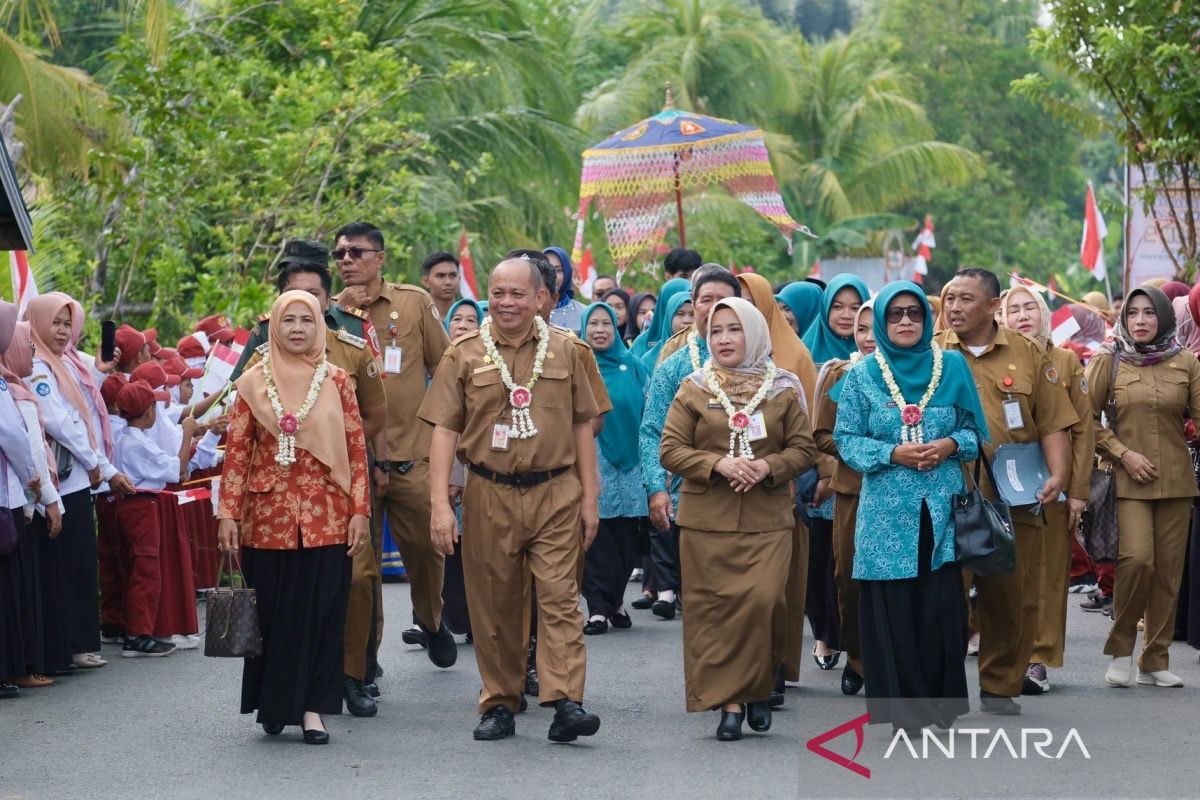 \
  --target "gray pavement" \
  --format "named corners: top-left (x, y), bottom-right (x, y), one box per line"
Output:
top-left (2, 582), bottom-right (1199, 800)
